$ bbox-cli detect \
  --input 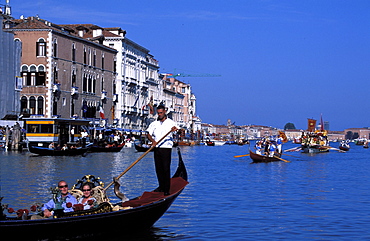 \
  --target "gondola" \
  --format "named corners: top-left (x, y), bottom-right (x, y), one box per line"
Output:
top-left (28, 145), bottom-right (90, 156)
top-left (249, 150), bottom-right (282, 163)
top-left (89, 143), bottom-right (125, 152)
top-left (0, 148), bottom-right (188, 240)
top-left (134, 143), bottom-right (153, 152)
top-left (301, 145), bottom-right (330, 153)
